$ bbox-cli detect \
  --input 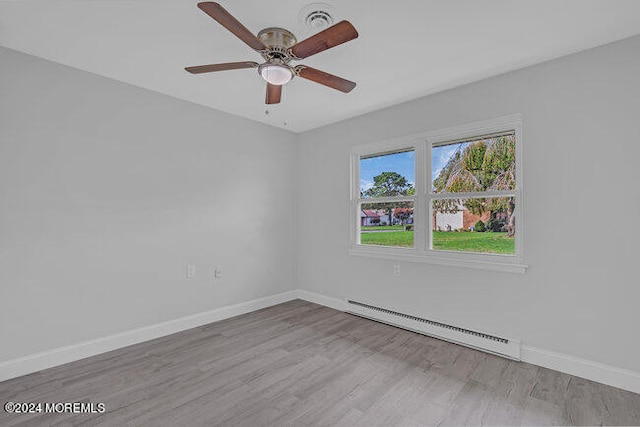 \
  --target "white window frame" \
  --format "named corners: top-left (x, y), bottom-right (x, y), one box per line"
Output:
top-left (349, 114), bottom-right (527, 274)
